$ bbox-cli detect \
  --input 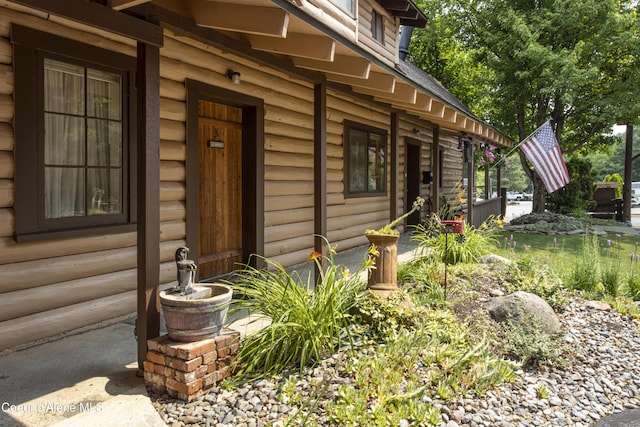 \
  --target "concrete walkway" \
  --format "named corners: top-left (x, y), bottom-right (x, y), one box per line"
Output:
top-left (0, 234), bottom-right (419, 427)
